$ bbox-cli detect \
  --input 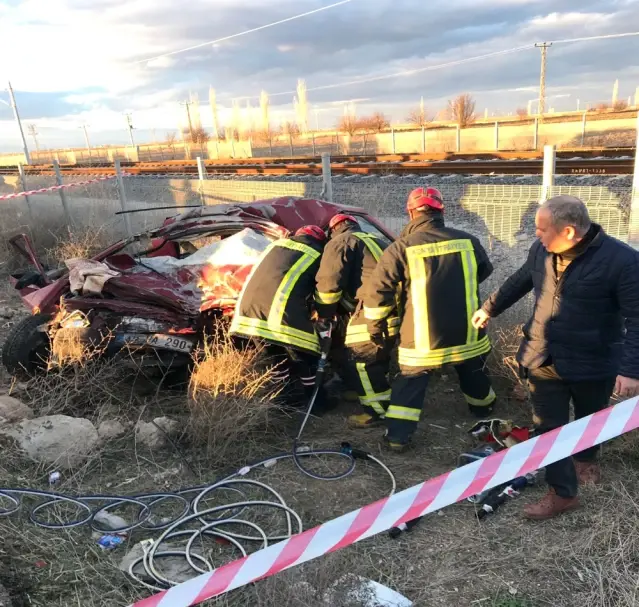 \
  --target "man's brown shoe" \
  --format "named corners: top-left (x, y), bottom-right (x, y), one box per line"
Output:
top-left (523, 489), bottom-right (580, 520)
top-left (574, 461), bottom-right (601, 485)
